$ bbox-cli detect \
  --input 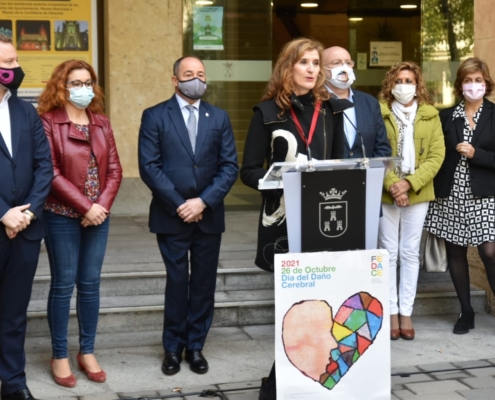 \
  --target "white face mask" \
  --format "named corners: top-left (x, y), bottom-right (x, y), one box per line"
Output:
top-left (325, 65), bottom-right (355, 89)
top-left (392, 84), bottom-right (416, 105)
top-left (67, 86), bottom-right (94, 109)
top-left (462, 82), bottom-right (485, 102)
